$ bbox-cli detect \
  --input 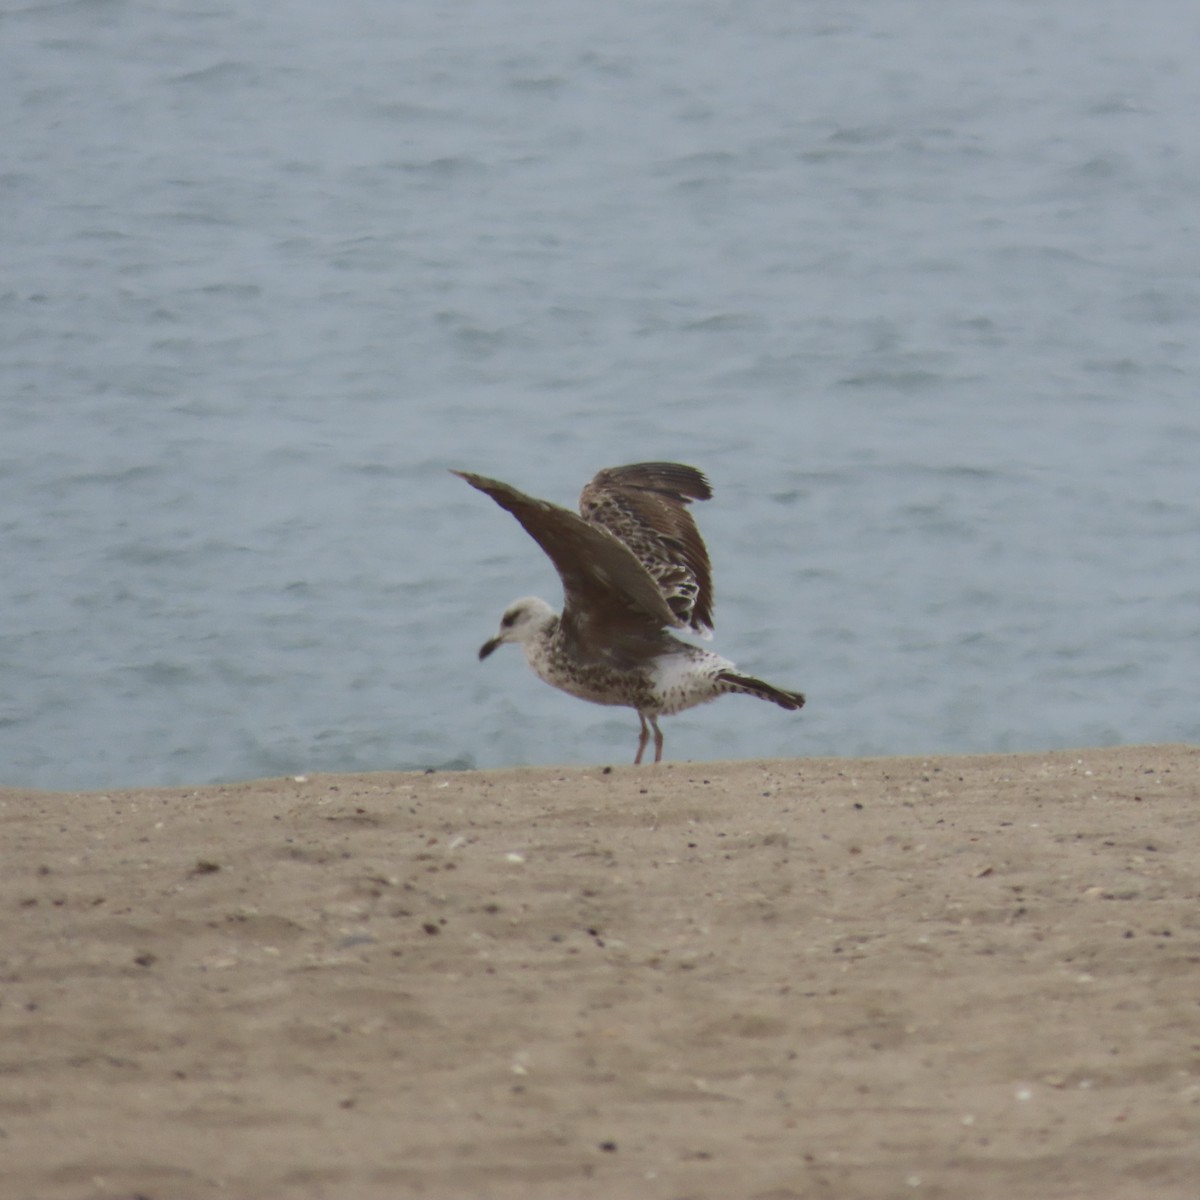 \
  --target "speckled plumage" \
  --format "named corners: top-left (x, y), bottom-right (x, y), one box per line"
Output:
top-left (579, 462), bottom-right (714, 636)
top-left (454, 463), bottom-right (805, 764)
